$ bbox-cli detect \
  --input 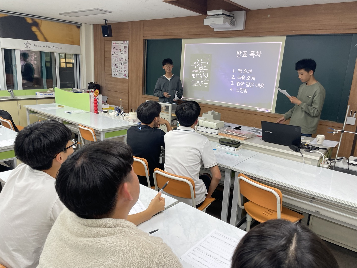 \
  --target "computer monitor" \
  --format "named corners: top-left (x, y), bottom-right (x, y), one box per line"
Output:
top-left (261, 121), bottom-right (301, 147)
